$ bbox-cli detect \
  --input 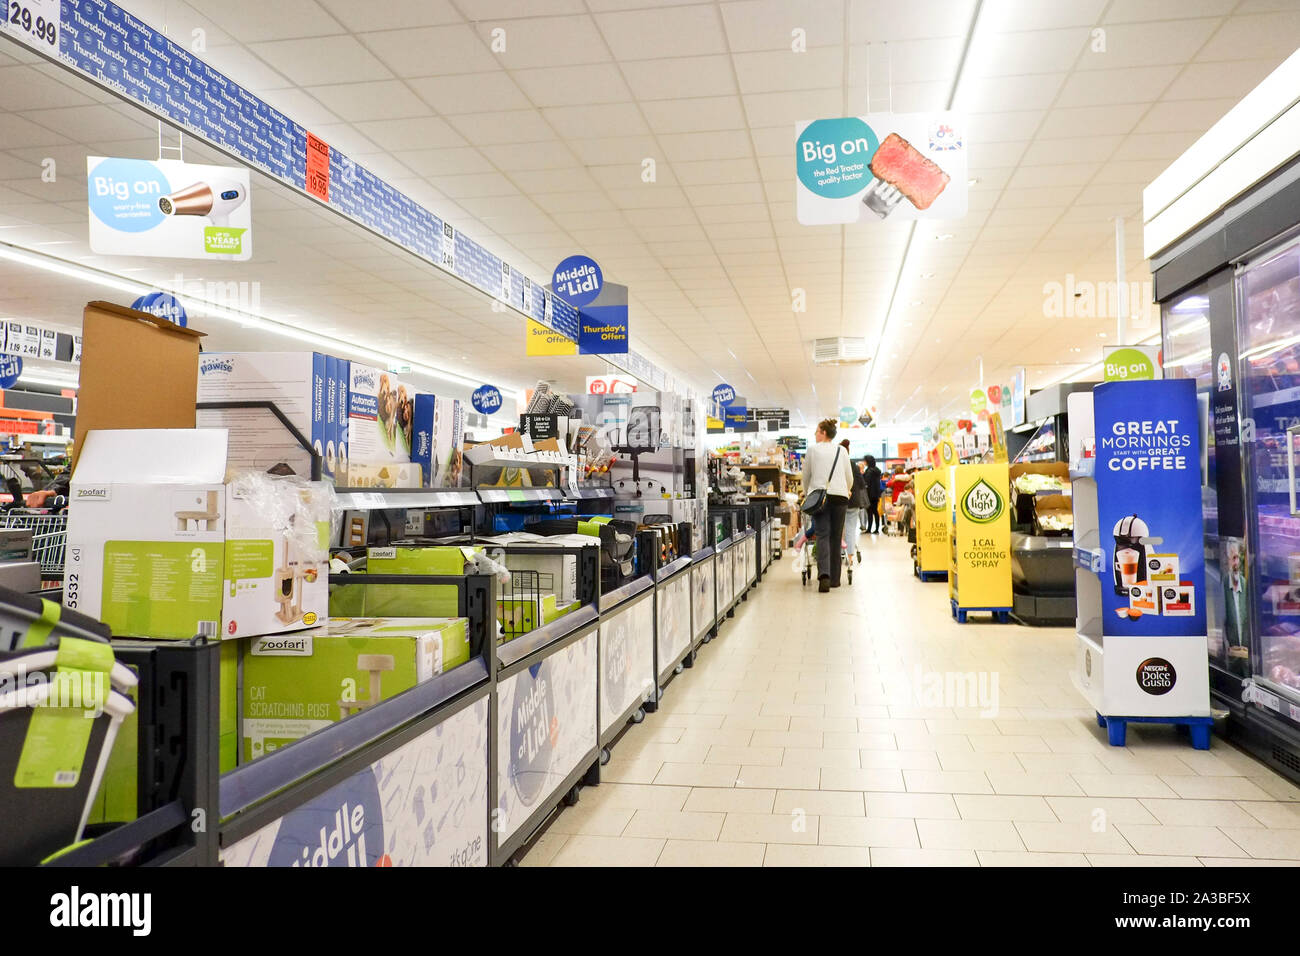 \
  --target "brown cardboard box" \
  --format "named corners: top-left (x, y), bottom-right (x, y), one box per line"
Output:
top-left (73, 301), bottom-right (205, 469)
